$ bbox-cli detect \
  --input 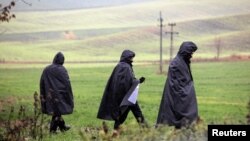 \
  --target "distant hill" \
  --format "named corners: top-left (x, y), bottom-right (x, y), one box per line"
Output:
top-left (0, 0), bottom-right (250, 62)
top-left (2, 0), bottom-right (154, 11)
